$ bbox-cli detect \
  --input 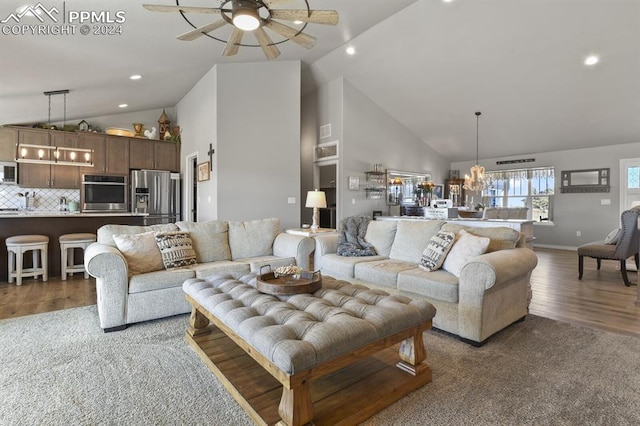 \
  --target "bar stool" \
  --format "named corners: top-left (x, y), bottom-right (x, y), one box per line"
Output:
top-left (59, 233), bottom-right (97, 280)
top-left (6, 235), bottom-right (49, 286)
